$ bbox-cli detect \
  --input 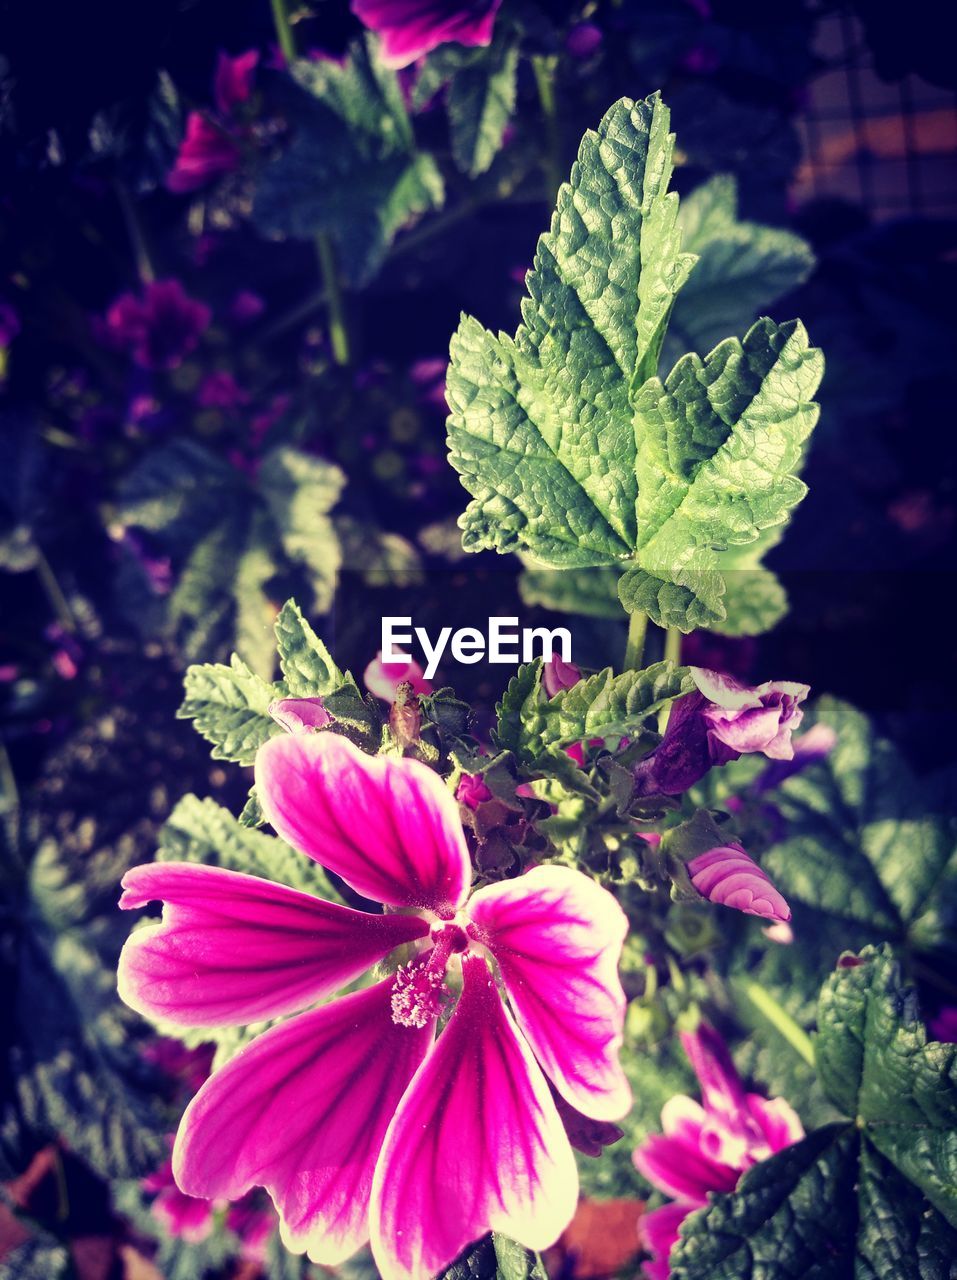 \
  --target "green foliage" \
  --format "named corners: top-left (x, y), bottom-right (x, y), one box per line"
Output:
top-left (178, 653), bottom-right (279, 766)
top-left (518, 563), bottom-right (622, 619)
top-left (0, 1239), bottom-right (70, 1280)
top-left (0, 412), bottom-right (47, 572)
top-left (275, 598), bottom-right (349, 697)
top-left (670, 947), bottom-right (957, 1279)
top-left (253, 41), bottom-right (444, 284)
top-left (665, 174), bottom-right (815, 365)
top-left (447, 41), bottom-right (520, 178)
top-left (117, 439), bottom-right (344, 677)
top-left (438, 1234), bottom-right (546, 1280)
top-left (447, 94), bottom-right (822, 634)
